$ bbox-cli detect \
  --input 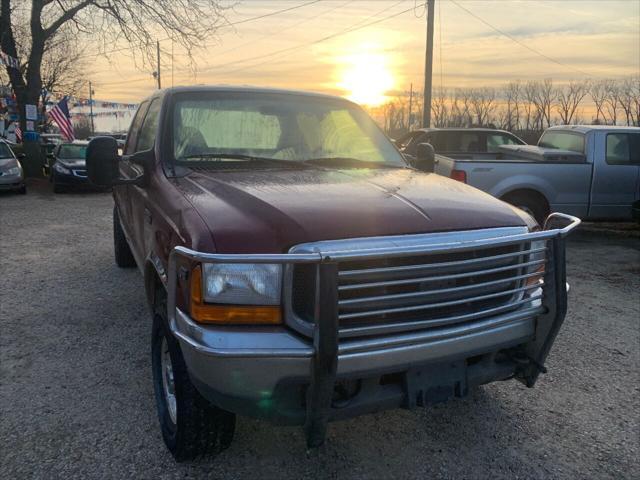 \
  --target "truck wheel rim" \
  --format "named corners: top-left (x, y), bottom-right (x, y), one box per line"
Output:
top-left (161, 338), bottom-right (177, 424)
